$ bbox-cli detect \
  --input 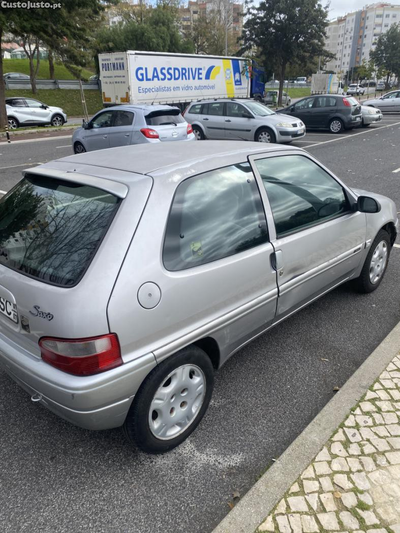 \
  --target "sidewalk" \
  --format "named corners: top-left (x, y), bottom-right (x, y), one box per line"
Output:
top-left (214, 322), bottom-right (400, 533)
